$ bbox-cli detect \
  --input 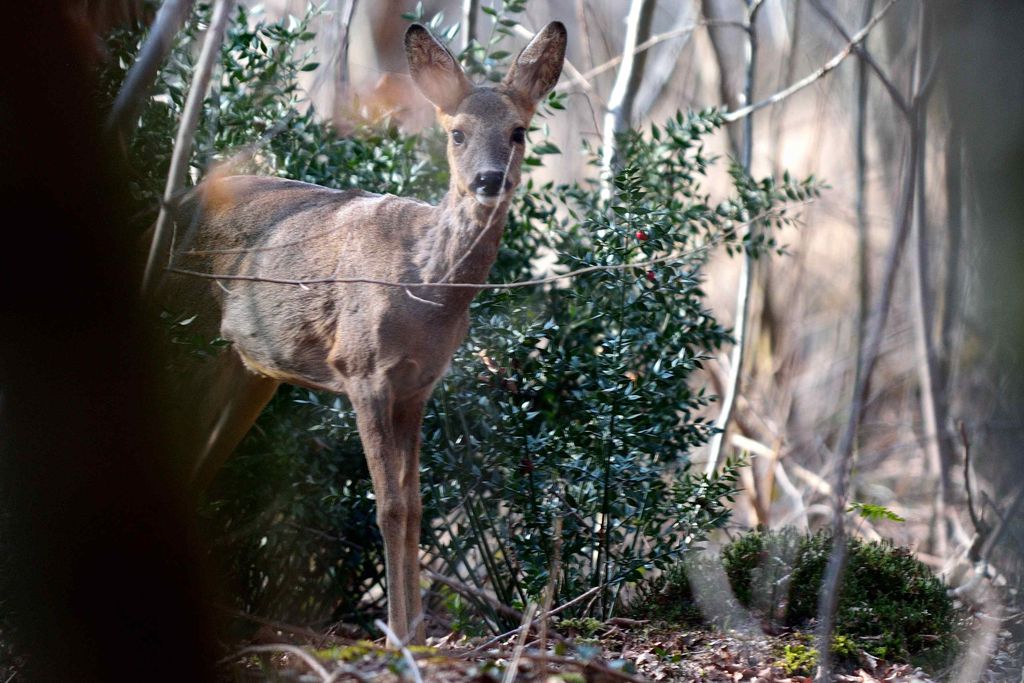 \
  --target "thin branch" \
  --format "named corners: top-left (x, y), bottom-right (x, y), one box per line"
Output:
top-left (723, 0), bottom-right (900, 123)
top-left (511, 24), bottom-right (594, 97)
top-left (960, 421), bottom-right (984, 538)
top-left (907, 7), bottom-right (954, 560)
top-left (105, 0), bottom-right (196, 140)
top-left (500, 602), bottom-right (536, 683)
top-left (555, 19), bottom-right (746, 94)
top-left (373, 620), bottom-right (423, 683)
top-left (164, 203), bottom-right (809, 294)
top-left (141, 0), bottom-right (234, 296)
top-left (808, 0), bottom-right (909, 115)
top-left (167, 241), bottom-right (714, 291)
top-left (852, 0), bottom-right (875, 395)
